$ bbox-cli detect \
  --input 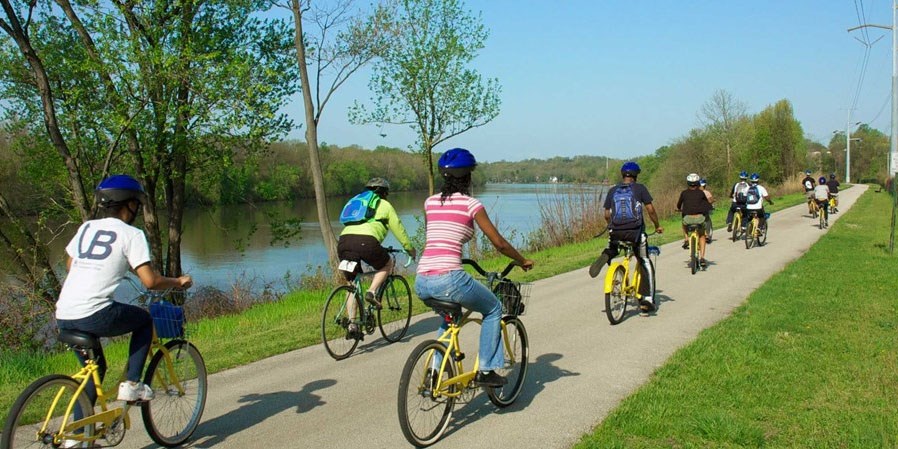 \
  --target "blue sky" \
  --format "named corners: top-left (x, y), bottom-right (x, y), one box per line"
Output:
top-left (287, 0), bottom-right (895, 163)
